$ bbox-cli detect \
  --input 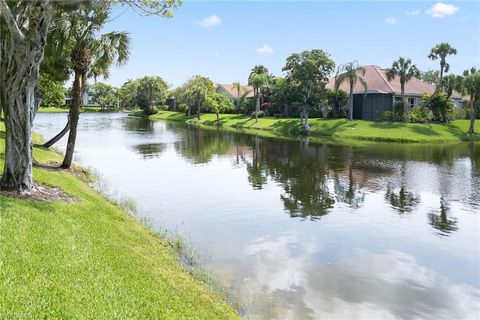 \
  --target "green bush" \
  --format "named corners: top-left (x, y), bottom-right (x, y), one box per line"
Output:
top-left (177, 103), bottom-right (188, 113)
top-left (406, 105), bottom-right (433, 123)
top-left (447, 107), bottom-right (467, 120)
top-left (423, 92), bottom-right (453, 122)
top-left (251, 111), bottom-right (265, 118)
top-left (379, 103), bottom-right (404, 122)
